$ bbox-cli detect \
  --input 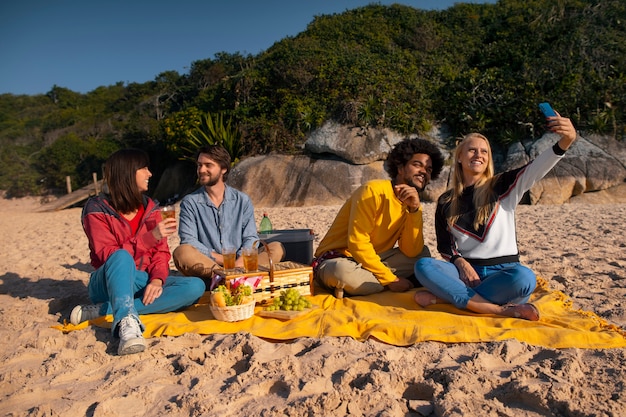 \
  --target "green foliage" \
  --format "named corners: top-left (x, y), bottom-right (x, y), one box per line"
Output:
top-left (162, 107), bottom-right (204, 155)
top-left (37, 134), bottom-right (85, 189)
top-left (1, 0), bottom-right (626, 197)
top-left (0, 142), bottom-right (44, 197)
top-left (180, 111), bottom-right (243, 165)
top-left (36, 134), bottom-right (119, 191)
